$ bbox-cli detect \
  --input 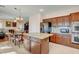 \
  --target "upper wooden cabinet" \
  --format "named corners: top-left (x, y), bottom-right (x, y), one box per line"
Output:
top-left (43, 15), bottom-right (70, 27)
top-left (70, 12), bottom-right (79, 22)
top-left (52, 18), bottom-right (58, 26)
top-left (56, 17), bottom-right (63, 26)
top-left (57, 15), bottom-right (70, 26)
top-left (43, 12), bottom-right (79, 26)
top-left (62, 15), bottom-right (71, 26)
top-left (43, 18), bottom-right (52, 23)
top-left (43, 18), bottom-right (58, 26)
